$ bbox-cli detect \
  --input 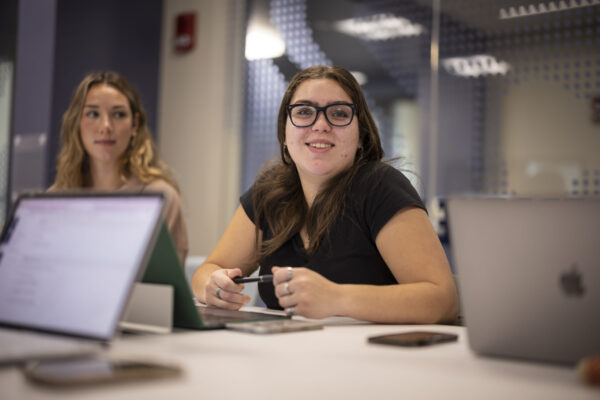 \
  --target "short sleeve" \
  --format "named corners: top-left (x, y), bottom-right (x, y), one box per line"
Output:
top-left (354, 163), bottom-right (425, 240)
top-left (240, 185), bottom-right (273, 234)
top-left (240, 186), bottom-right (255, 222)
